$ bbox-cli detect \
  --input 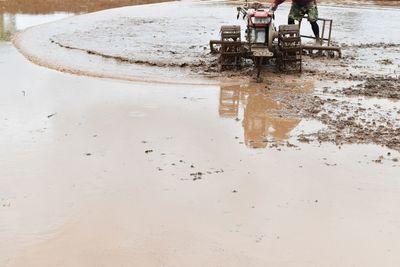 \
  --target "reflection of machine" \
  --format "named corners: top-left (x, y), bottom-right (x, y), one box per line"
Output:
top-left (242, 95), bottom-right (300, 148)
top-left (219, 87), bottom-right (240, 118)
top-left (219, 84), bottom-right (300, 149)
